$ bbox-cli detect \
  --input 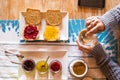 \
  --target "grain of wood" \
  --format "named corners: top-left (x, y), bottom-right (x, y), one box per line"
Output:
top-left (0, 0), bottom-right (120, 19)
